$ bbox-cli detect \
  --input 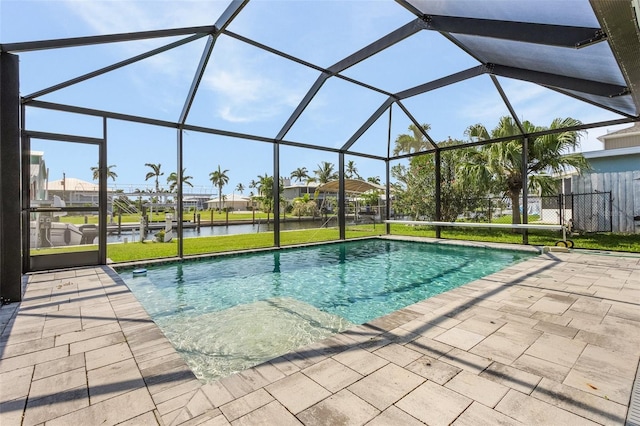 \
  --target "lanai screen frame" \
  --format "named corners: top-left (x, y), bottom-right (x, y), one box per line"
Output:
top-left (3, 0), bottom-right (640, 268)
